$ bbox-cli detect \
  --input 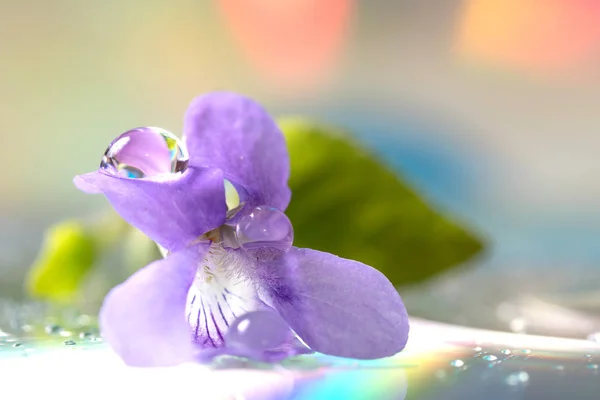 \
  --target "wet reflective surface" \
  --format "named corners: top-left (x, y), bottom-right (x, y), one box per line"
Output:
top-left (1, 304), bottom-right (599, 400)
